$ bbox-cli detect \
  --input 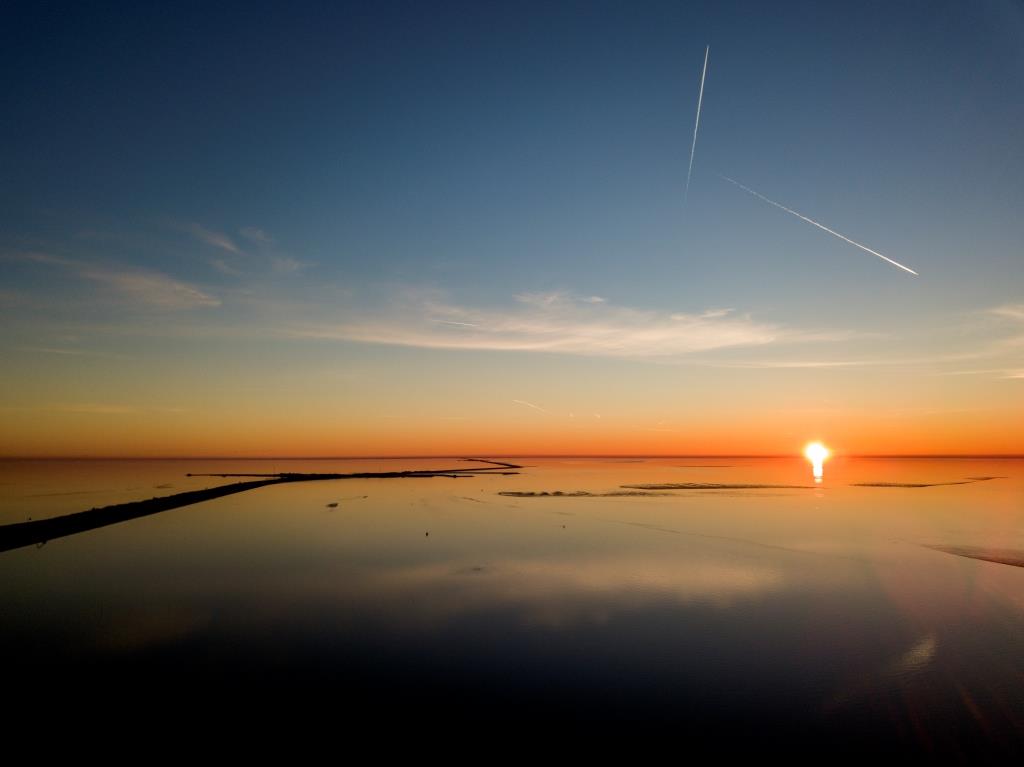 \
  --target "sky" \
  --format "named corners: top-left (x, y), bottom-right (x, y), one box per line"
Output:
top-left (2, 0), bottom-right (1023, 457)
